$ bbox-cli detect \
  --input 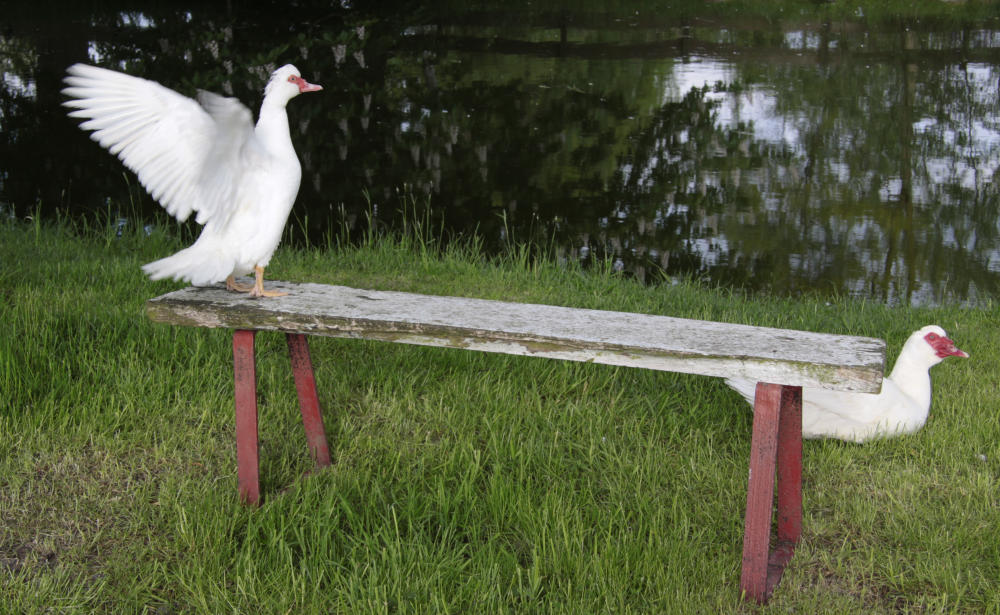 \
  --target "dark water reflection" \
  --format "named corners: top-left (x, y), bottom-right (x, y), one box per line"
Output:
top-left (3, 2), bottom-right (1000, 305)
